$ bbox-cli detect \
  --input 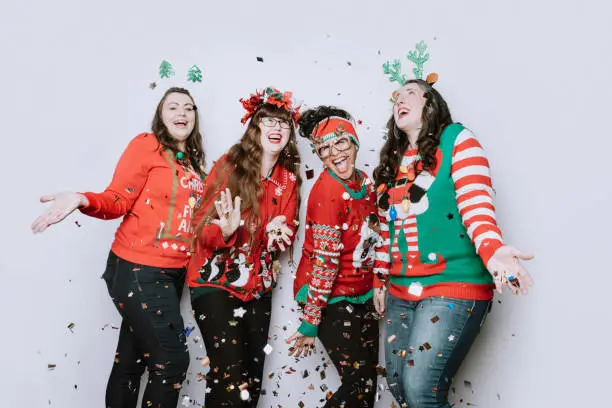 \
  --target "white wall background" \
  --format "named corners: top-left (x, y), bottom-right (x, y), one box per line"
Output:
top-left (1, 0), bottom-right (610, 407)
